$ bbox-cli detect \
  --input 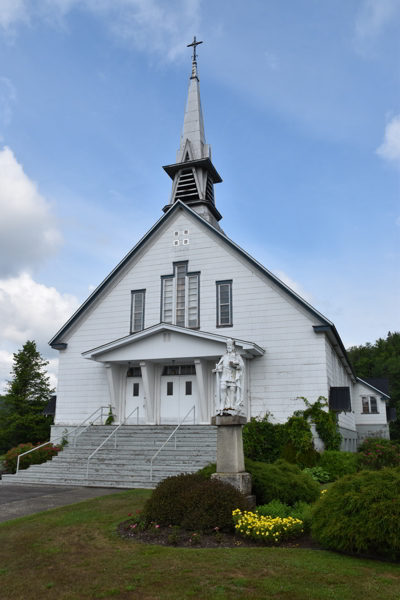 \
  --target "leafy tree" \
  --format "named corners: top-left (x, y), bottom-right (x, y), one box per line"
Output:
top-left (0, 341), bottom-right (54, 452)
top-left (347, 332), bottom-right (400, 440)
